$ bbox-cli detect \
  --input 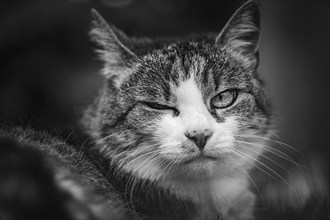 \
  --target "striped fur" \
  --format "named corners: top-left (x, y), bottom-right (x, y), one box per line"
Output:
top-left (85, 1), bottom-right (274, 219)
